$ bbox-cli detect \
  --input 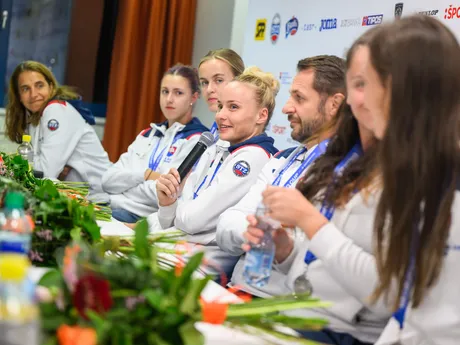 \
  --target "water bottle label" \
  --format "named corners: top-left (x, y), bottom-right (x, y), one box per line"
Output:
top-left (0, 233), bottom-right (30, 254)
top-left (244, 250), bottom-right (274, 271)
